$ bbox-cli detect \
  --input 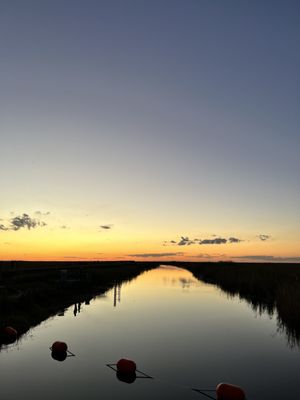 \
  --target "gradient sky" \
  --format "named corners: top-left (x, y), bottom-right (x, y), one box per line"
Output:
top-left (1, 0), bottom-right (299, 261)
